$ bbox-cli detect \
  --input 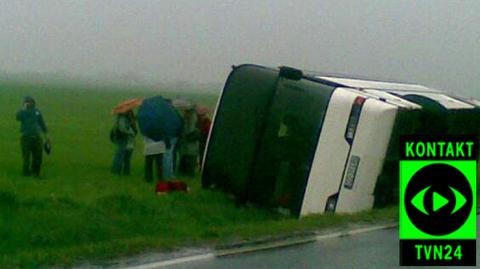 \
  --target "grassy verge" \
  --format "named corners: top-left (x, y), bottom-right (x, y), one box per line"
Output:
top-left (0, 177), bottom-right (399, 268)
top-left (0, 180), bottom-right (399, 268)
top-left (0, 82), bottom-right (472, 268)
